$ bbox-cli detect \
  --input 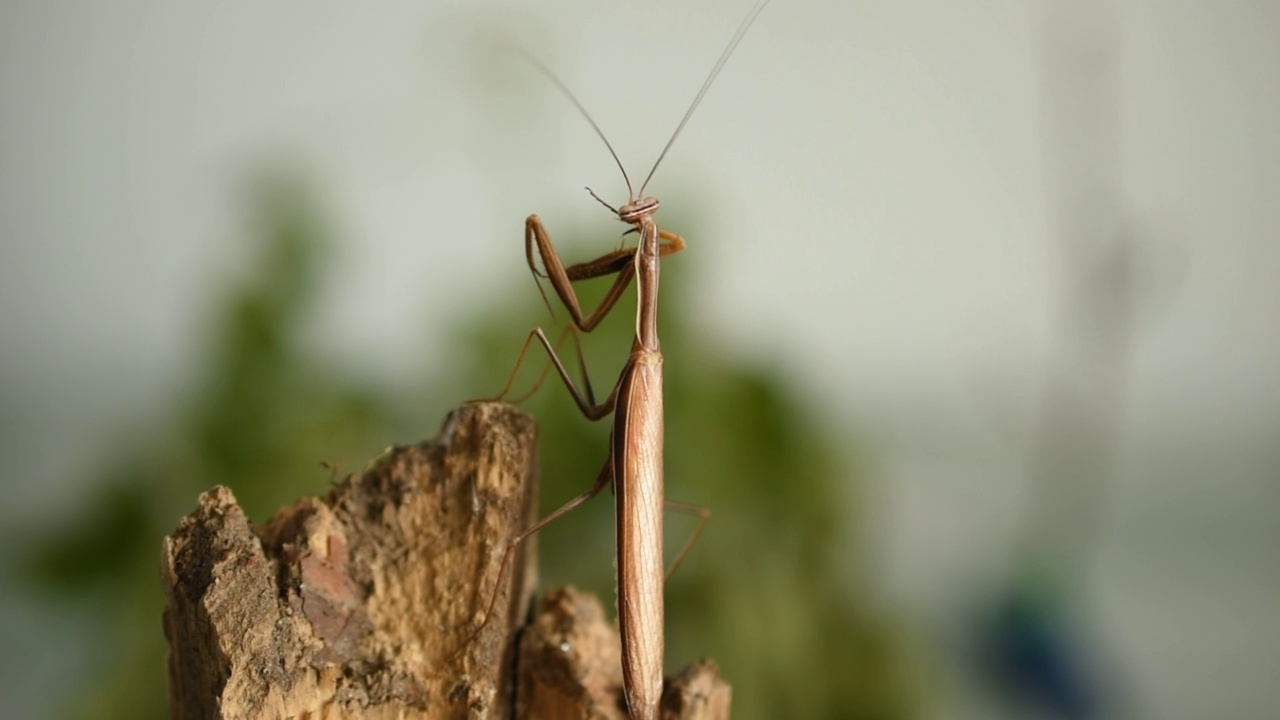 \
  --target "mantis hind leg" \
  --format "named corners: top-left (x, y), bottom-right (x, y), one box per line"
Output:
top-left (663, 499), bottom-right (711, 582)
top-left (447, 446), bottom-right (615, 660)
